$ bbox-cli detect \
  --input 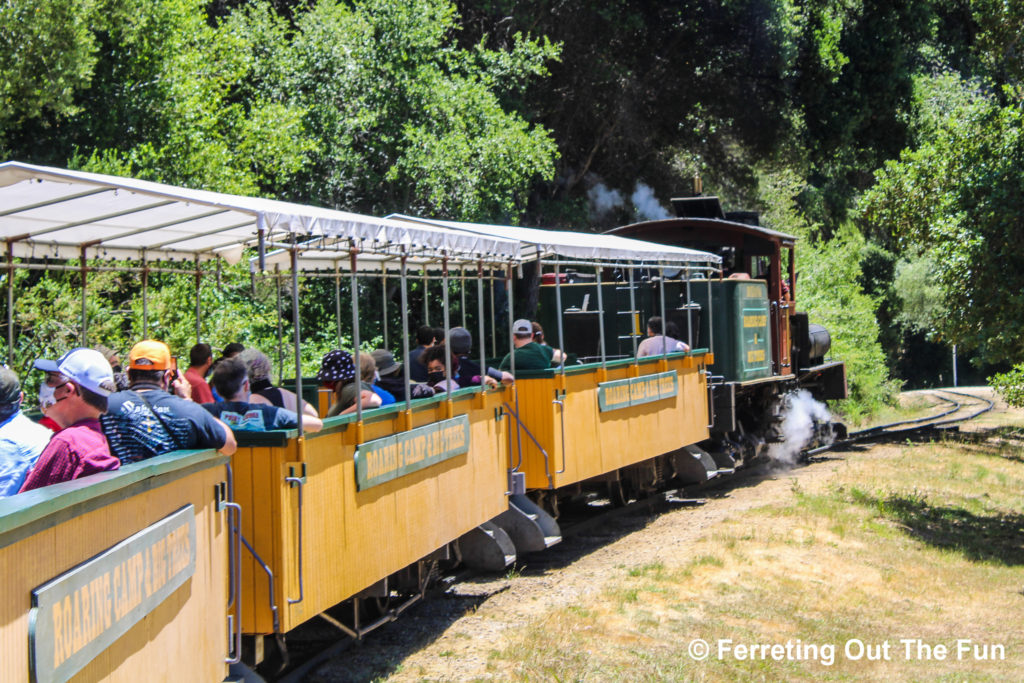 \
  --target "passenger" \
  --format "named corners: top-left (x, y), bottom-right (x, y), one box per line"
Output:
top-left (360, 353), bottom-right (396, 406)
top-left (0, 367), bottom-right (53, 496)
top-left (101, 340), bottom-right (237, 464)
top-left (408, 325), bottom-right (438, 382)
top-left (184, 342), bottom-right (215, 404)
top-left (204, 358), bottom-right (322, 433)
top-left (498, 319), bottom-right (558, 373)
top-left (36, 373), bottom-right (62, 433)
top-left (636, 316), bottom-right (690, 357)
top-left (316, 350), bottom-right (381, 416)
top-left (370, 349), bottom-right (434, 401)
top-left (19, 349), bottom-right (121, 493)
top-left (209, 342), bottom-right (245, 401)
top-left (94, 344), bottom-right (130, 391)
top-left (448, 327), bottom-right (513, 388)
top-left (530, 322), bottom-right (566, 365)
top-left (421, 344), bottom-right (463, 393)
top-left (239, 348), bottom-right (319, 417)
